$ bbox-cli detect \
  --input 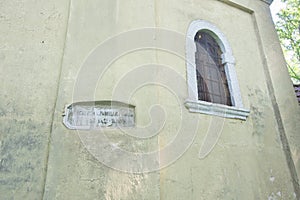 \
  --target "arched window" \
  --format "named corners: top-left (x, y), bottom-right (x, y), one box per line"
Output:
top-left (185, 20), bottom-right (250, 120)
top-left (195, 31), bottom-right (232, 106)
